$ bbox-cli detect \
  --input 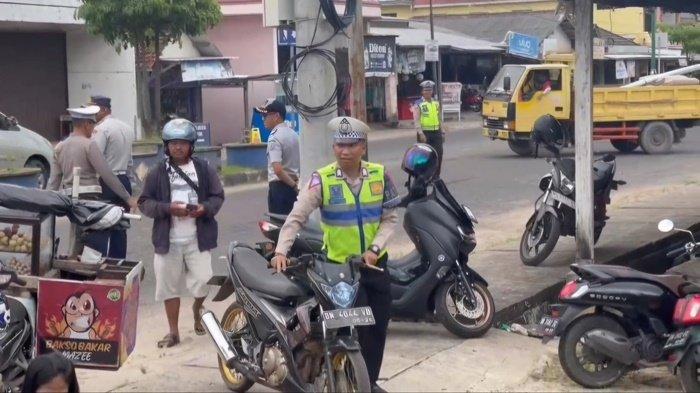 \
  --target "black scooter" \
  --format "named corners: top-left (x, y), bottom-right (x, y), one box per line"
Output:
top-left (539, 220), bottom-right (700, 389)
top-left (258, 177), bottom-right (495, 338)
